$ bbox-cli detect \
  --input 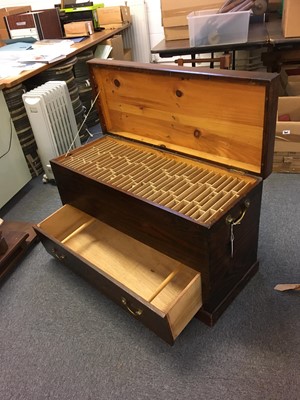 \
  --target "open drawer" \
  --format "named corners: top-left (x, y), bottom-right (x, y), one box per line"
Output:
top-left (35, 204), bottom-right (202, 344)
